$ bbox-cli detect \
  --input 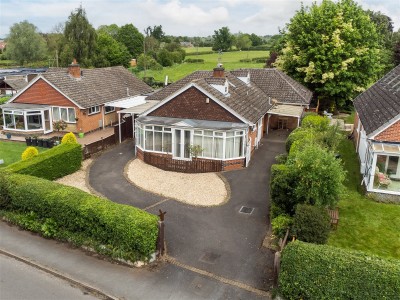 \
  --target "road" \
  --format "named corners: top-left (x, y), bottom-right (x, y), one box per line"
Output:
top-left (0, 254), bottom-right (99, 300)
